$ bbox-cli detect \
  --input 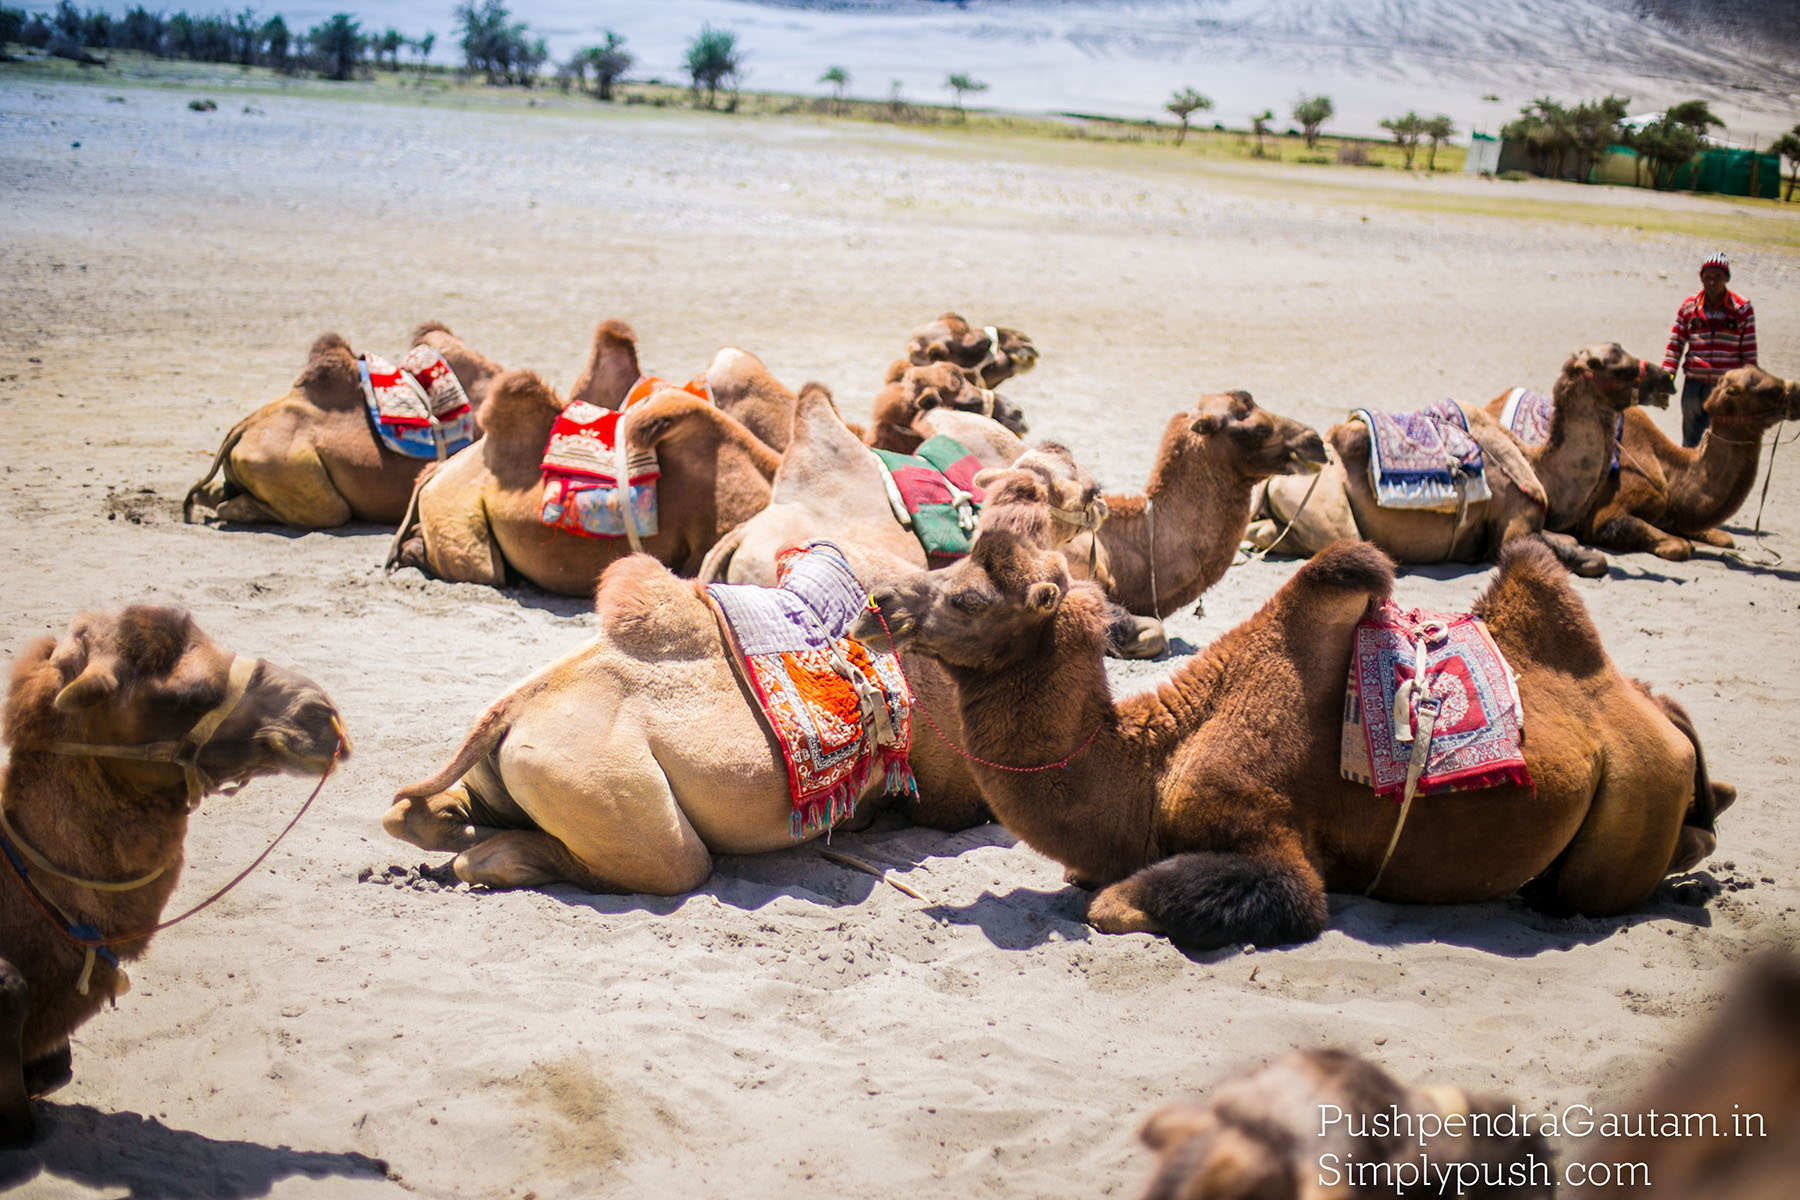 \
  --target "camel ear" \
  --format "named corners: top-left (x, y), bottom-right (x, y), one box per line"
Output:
top-left (1026, 581), bottom-right (1062, 613)
top-left (1191, 412), bottom-right (1225, 435)
top-left (55, 661), bottom-right (119, 711)
top-left (971, 467), bottom-right (1004, 490)
top-left (913, 383), bottom-right (946, 411)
